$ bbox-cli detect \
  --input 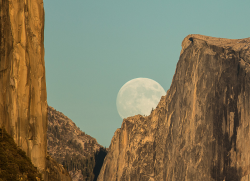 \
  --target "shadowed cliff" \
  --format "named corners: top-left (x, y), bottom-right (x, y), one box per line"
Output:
top-left (97, 35), bottom-right (250, 181)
